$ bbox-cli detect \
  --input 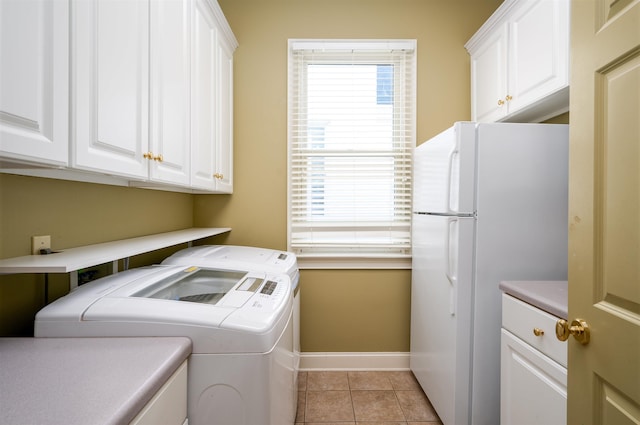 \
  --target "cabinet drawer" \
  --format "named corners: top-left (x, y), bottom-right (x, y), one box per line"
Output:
top-left (502, 294), bottom-right (567, 367)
